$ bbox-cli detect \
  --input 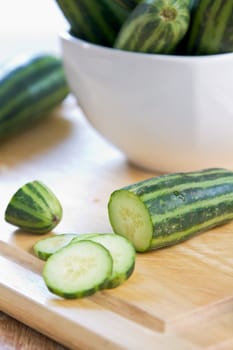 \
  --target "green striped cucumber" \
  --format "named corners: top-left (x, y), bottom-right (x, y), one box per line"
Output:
top-left (186, 0), bottom-right (233, 54)
top-left (114, 0), bottom-right (190, 54)
top-left (55, 0), bottom-right (130, 46)
top-left (113, 0), bottom-right (141, 10)
top-left (0, 53), bottom-right (69, 140)
top-left (108, 168), bottom-right (233, 252)
top-left (5, 180), bottom-right (63, 234)
top-left (115, 1), bottom-right (196, 13)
